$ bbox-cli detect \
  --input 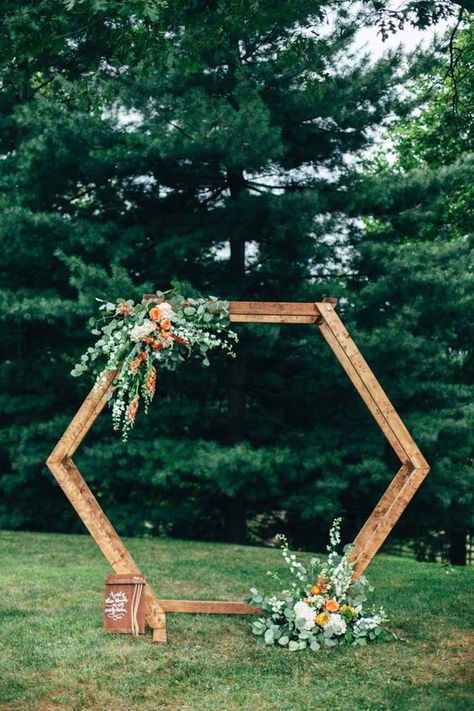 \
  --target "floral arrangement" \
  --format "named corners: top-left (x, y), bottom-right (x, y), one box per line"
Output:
top-left (72, 288), bottom-right (238, 439)
top-left (247, 519), bottom-right (394, 652)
